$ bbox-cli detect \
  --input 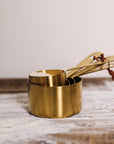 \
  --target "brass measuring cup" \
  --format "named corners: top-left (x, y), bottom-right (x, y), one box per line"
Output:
top-left (28, 76), bottom-right (82, 118)
top-left (29, 69), bottom-right (66, 87)
top-left (29, 52), bottom-right (104, 87)
top-left (28, 52), bottom-right (114, 118)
